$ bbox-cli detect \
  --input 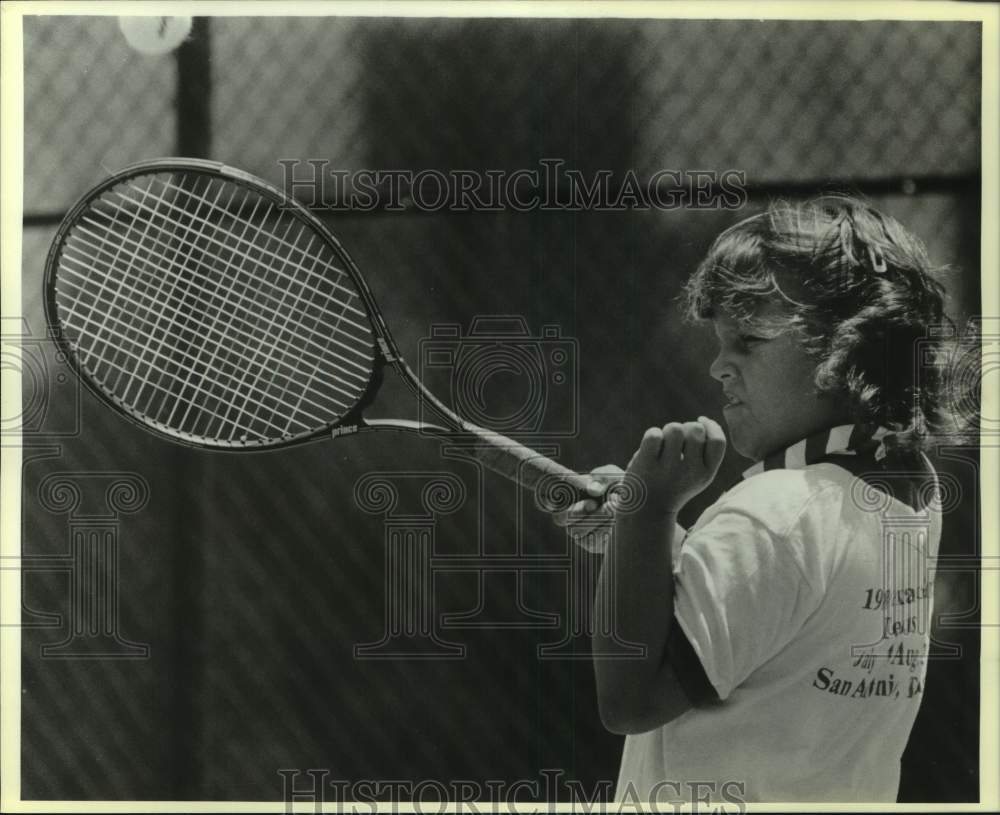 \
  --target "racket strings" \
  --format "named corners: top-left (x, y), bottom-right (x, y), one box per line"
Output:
top-left (54, 171), bottom-right (376, 444)
top-left (91, 175), bottom-right (368, 429)
top-left (72, 176), bottom-right (235, 394)
top-left (64, 176), bottom-right (192, 405)
top-left (92, 179), bottom-right (373, 353)
top-left (63, 208), bottom-right (371, 383)
top-left (124, 178), bottom-right (373, 327)
top-left (57, 268), bottom-right (351, 429)
top-left (64, 220), bottom-right (370, 376)
top-left (65, 175), bottom-right (269, 425)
